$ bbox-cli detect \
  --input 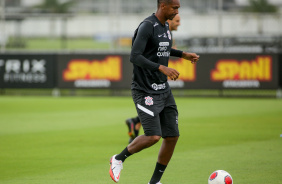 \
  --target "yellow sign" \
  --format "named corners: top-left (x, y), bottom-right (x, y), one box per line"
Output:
top-left (168, 58), bottom-right (196, 81)
top-left (211, 56), bottom-right (272, 81)
top-left (63, 56), bottom-right (122, 81)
